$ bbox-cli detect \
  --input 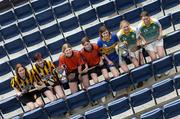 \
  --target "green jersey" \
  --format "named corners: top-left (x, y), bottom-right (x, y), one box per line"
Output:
top-left (117, 27), bottom-right (139, 48)
top-left (138, 18), bottom-right (161, 42)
